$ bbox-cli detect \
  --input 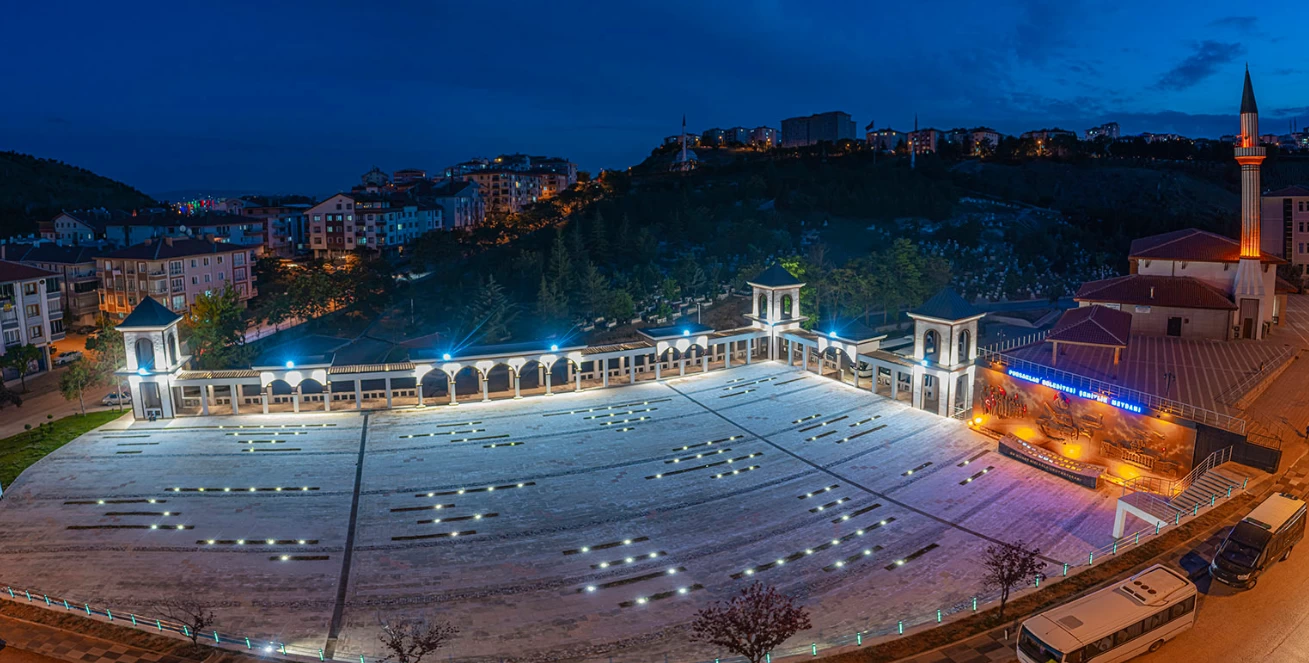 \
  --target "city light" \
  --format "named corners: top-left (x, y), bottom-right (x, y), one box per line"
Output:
top-left (550, 344), bottom-right (558, 352)
top-left (442, 353), bottom-right (451, 361)
top-left (285, 361), bottom-right (294, 369)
